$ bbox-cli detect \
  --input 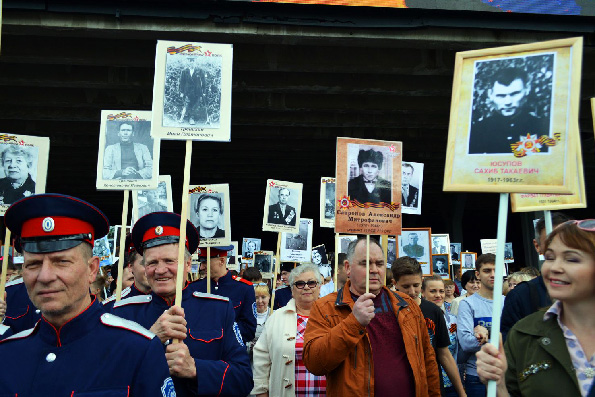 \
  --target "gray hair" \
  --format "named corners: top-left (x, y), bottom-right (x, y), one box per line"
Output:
top-left (288, 263), bottom-right (324, 287)
top-left (346, 237), bottom-right (383, 264)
